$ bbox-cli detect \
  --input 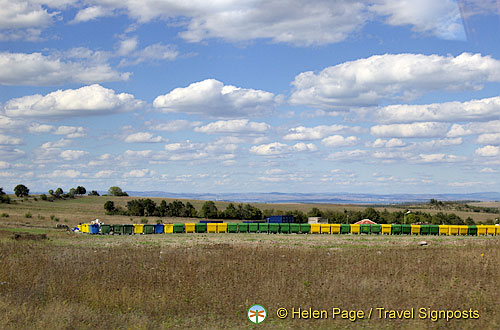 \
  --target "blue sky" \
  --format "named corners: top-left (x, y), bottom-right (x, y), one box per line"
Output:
top-left (1, 0), bottom-right (500, 194)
